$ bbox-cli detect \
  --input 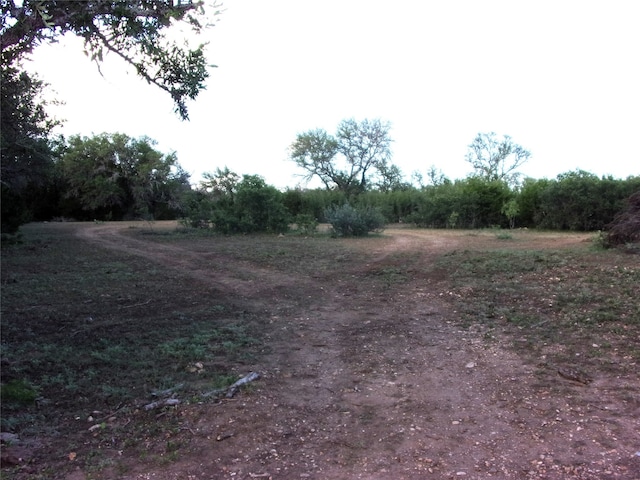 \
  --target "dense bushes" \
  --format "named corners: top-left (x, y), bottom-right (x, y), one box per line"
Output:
top-left (513, 172), bottom-right (640, 231)
top-left (285, 172), bottom-right (639, 232)
top-left (181, 175), bottom-right (290, 234)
